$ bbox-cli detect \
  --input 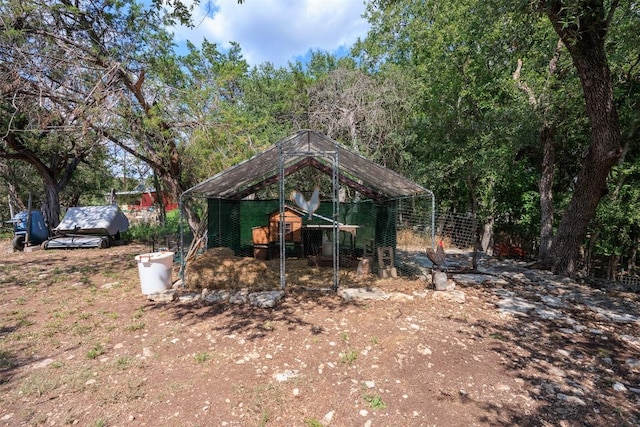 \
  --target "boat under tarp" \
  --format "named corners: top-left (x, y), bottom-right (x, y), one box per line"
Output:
top-left (54, 205), bottom-right (129, 236)
top-left (43, 205), bottom-right (129, 249)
